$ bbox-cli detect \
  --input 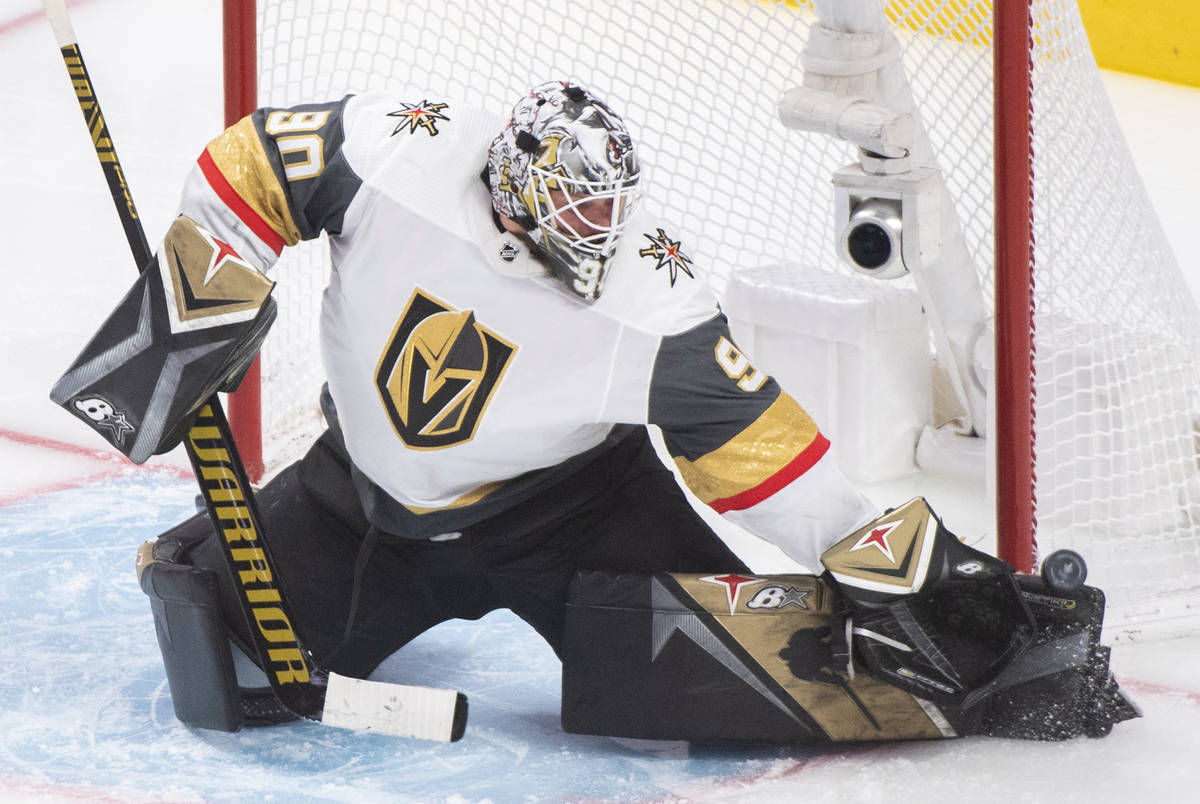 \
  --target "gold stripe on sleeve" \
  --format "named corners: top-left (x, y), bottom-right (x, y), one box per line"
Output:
top-left (204, 117), bottom-right (303, 247)
top-left (674, 392), bottom-right (821, 506)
